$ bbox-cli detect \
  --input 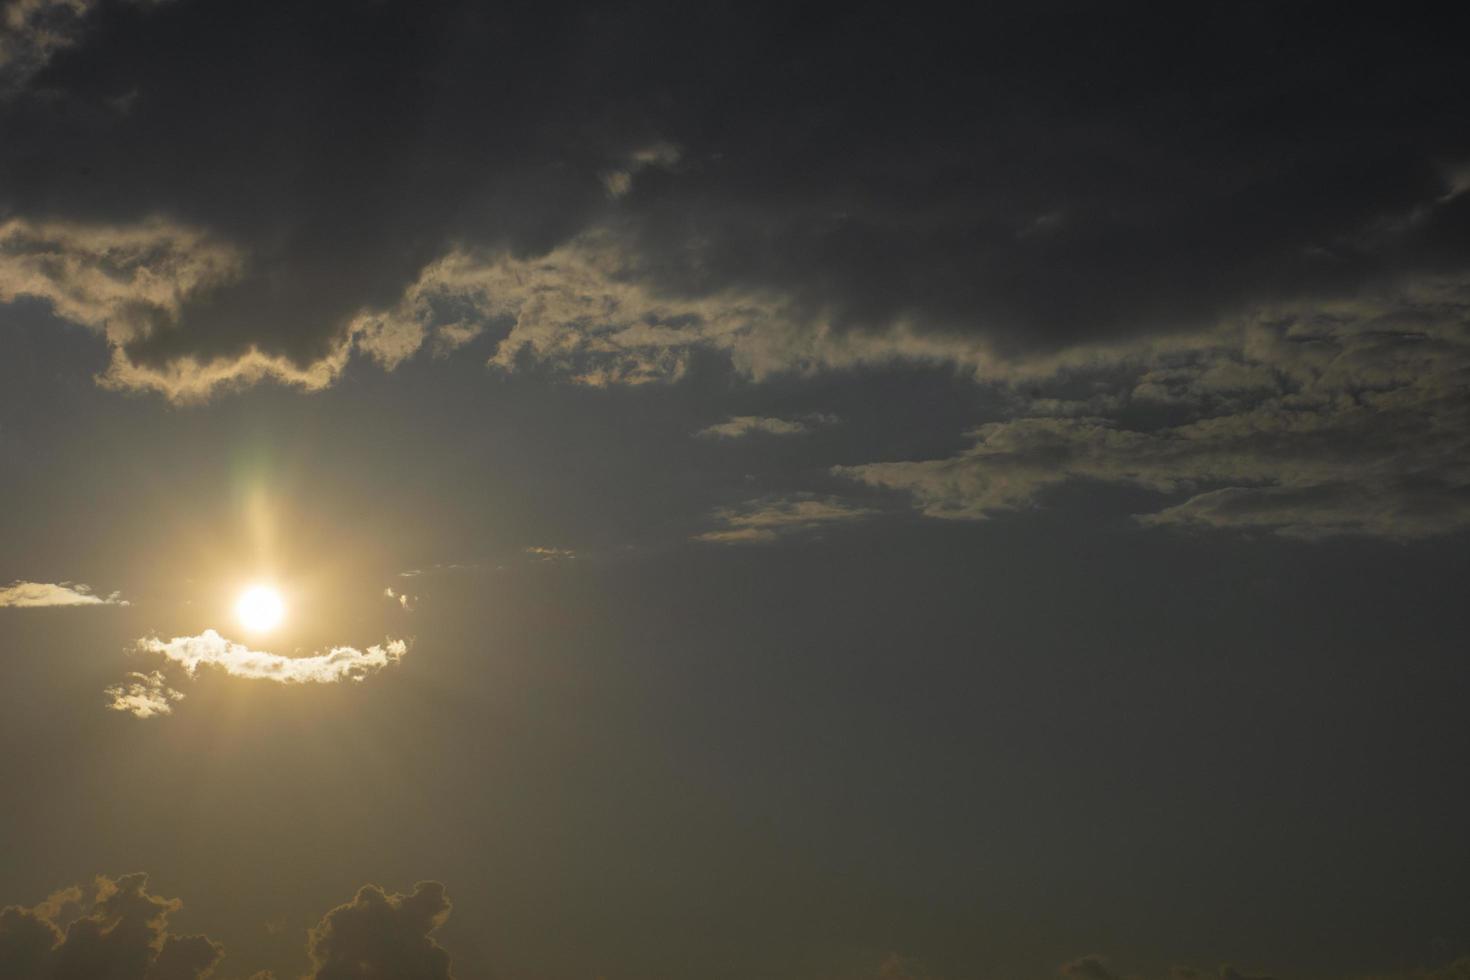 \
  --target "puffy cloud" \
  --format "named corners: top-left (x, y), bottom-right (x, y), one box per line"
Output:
top-left (694, 494), bottom-right (872, 545)
top-left (0, 580), bottom-right (127, 607)
top-left (104, 670), bottom-right (184, 719)
top-left (305, 881), bottom-right (453, 980)
top-left (135, 629), bottom-right (407, 684)
top-left (1, 875), bottom-right (456, 980)
top-left (0, 872), bottom-right (221, 980)
top-left (696, 413), bottom-right (838, 439)
top-left (839, 282), bottom-right (1470, 539)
